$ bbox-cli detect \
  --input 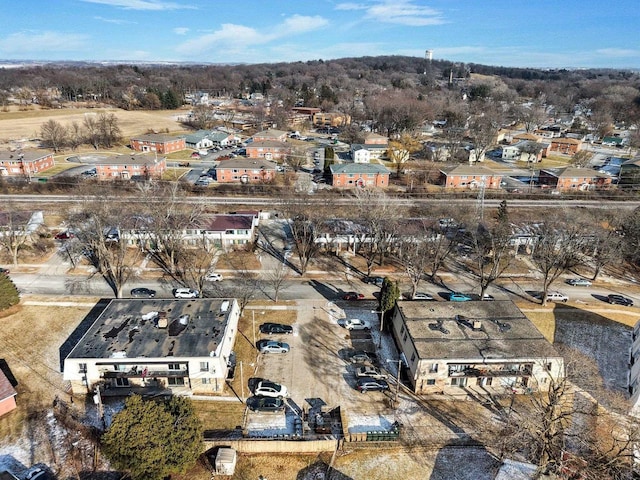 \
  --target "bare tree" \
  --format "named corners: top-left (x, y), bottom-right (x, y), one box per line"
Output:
top-left (262, 261), bottom-right (290, 302)
top-left (281, 196), bottom-right (325, 276)
top-left (467, 100), bottom-right (502, 162)
top-left (67, 196), bottom-right (140, 298)
top-left (0, 208), bottom-right (40, 266)
top-left (530, 218), bottom-right (586, 305)
top-left (396, 233), bottom-right (432, 298)
top-left (40, 119), bottom-right (68, 153)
